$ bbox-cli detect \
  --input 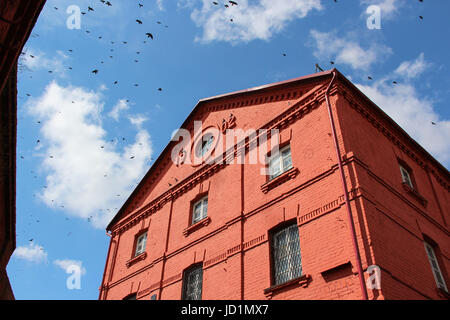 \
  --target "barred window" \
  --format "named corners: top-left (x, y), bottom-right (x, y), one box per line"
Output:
top-left (424, 242), bottom-right (448, 292)
top-left (192, 196), bottom-right (208, 225)
top-left (182, 264), bottom-right (203, 300)
top-left (271, 223), bottom-right (302, 286)
top-left (269, 145), bottom-right (292, 180)
top-left (123, 293), bottom-right (137, 300)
